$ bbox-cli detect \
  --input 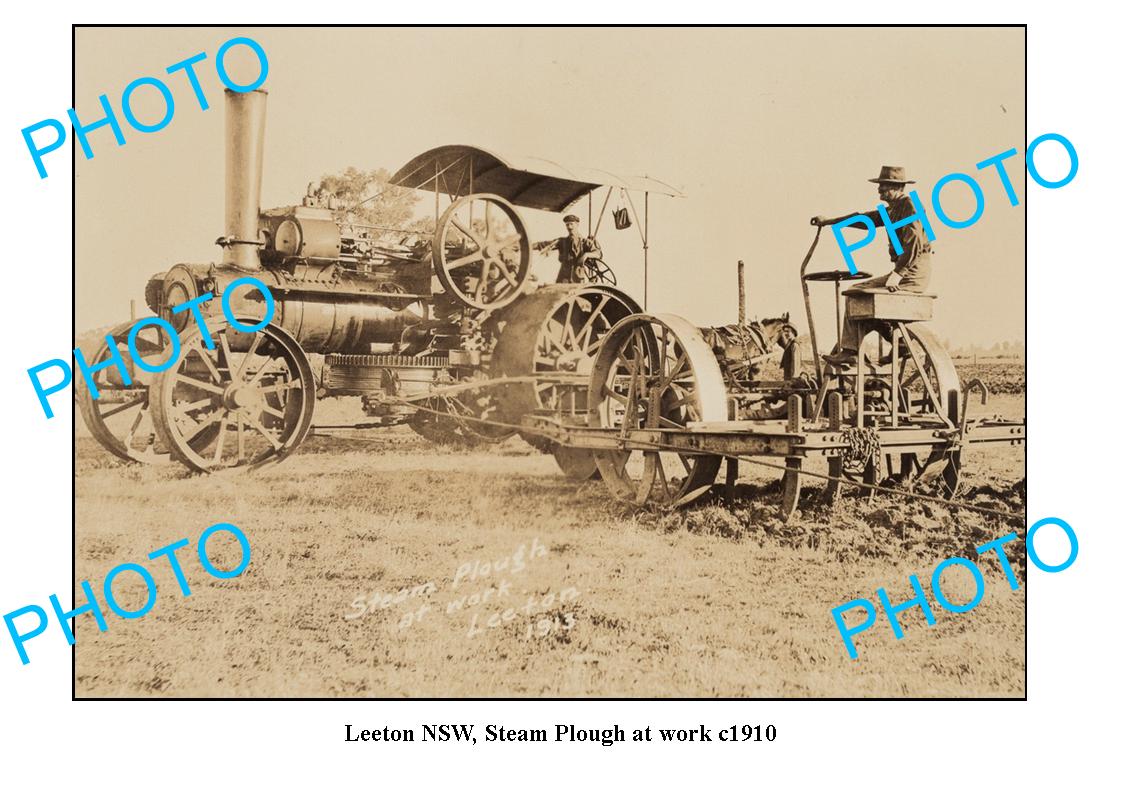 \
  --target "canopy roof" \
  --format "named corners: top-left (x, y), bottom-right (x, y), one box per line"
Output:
top-left (390, 145), bottom-right (684, 212)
